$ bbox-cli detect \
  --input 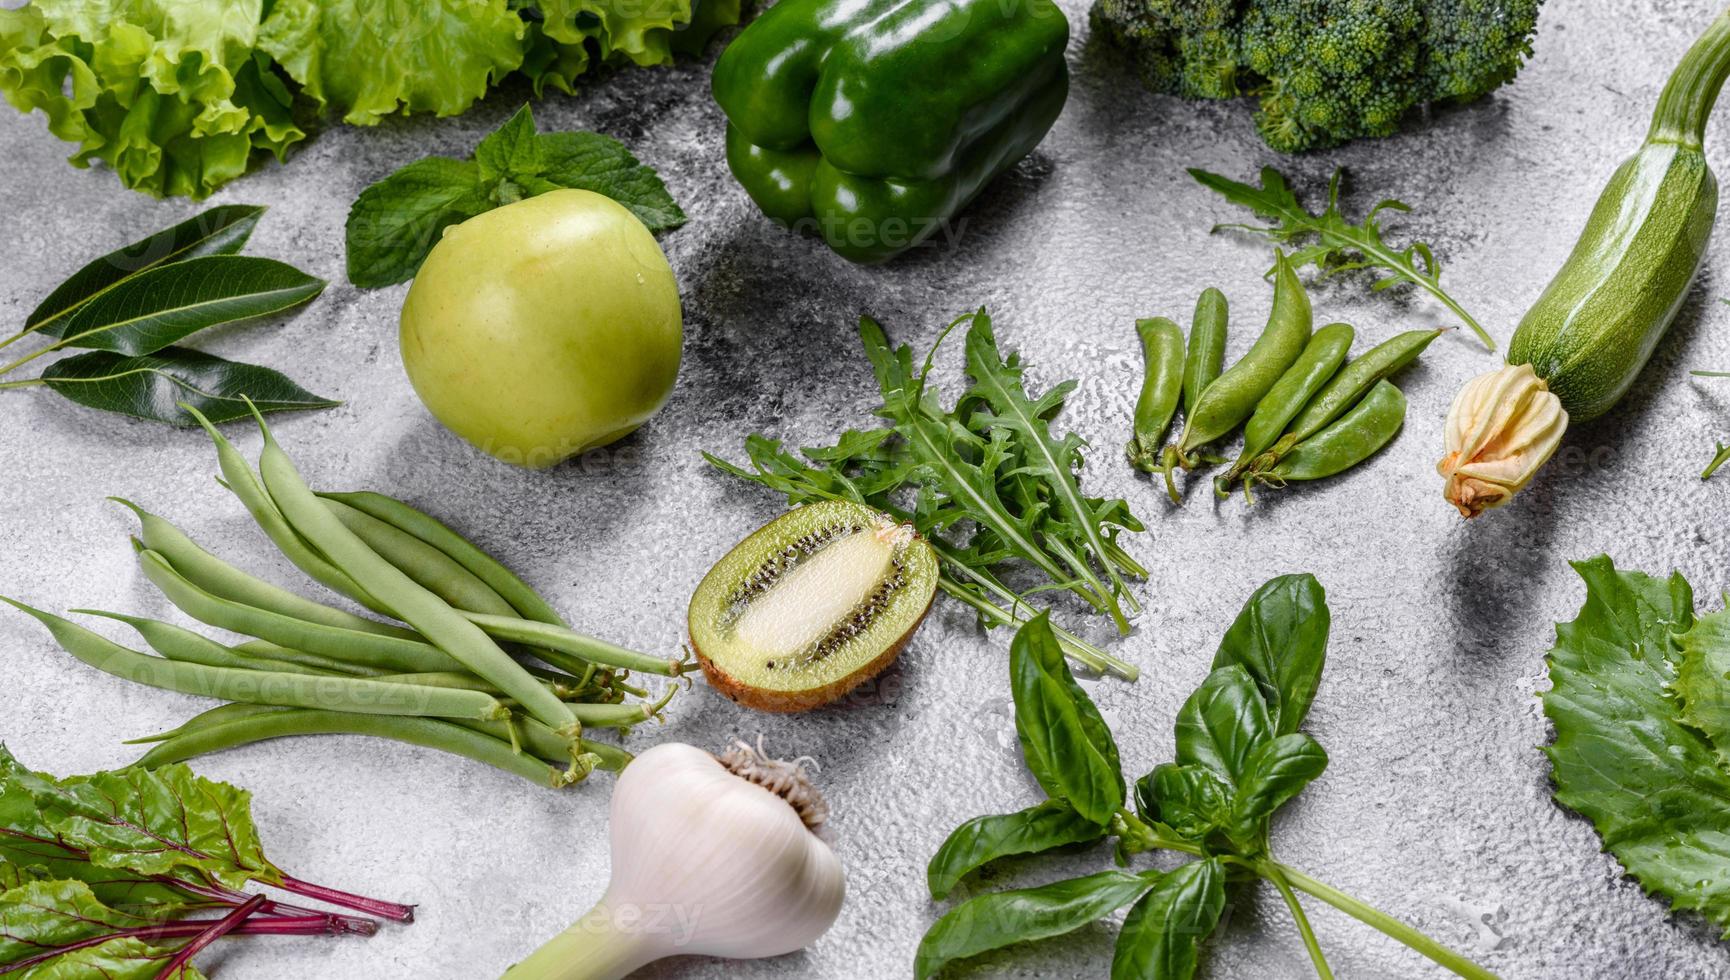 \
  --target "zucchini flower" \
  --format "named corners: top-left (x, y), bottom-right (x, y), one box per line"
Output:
top-left (1437, 363), bottom-right (1568, 517)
